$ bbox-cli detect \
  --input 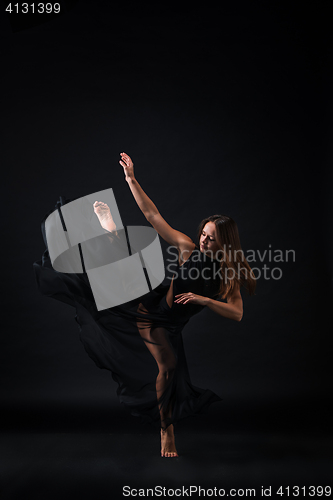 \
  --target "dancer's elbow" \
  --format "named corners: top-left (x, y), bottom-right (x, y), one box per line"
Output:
top-left (146, 210), bottom-right (160, 222)
top-left (235, 309), bottom-right (243, 322)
